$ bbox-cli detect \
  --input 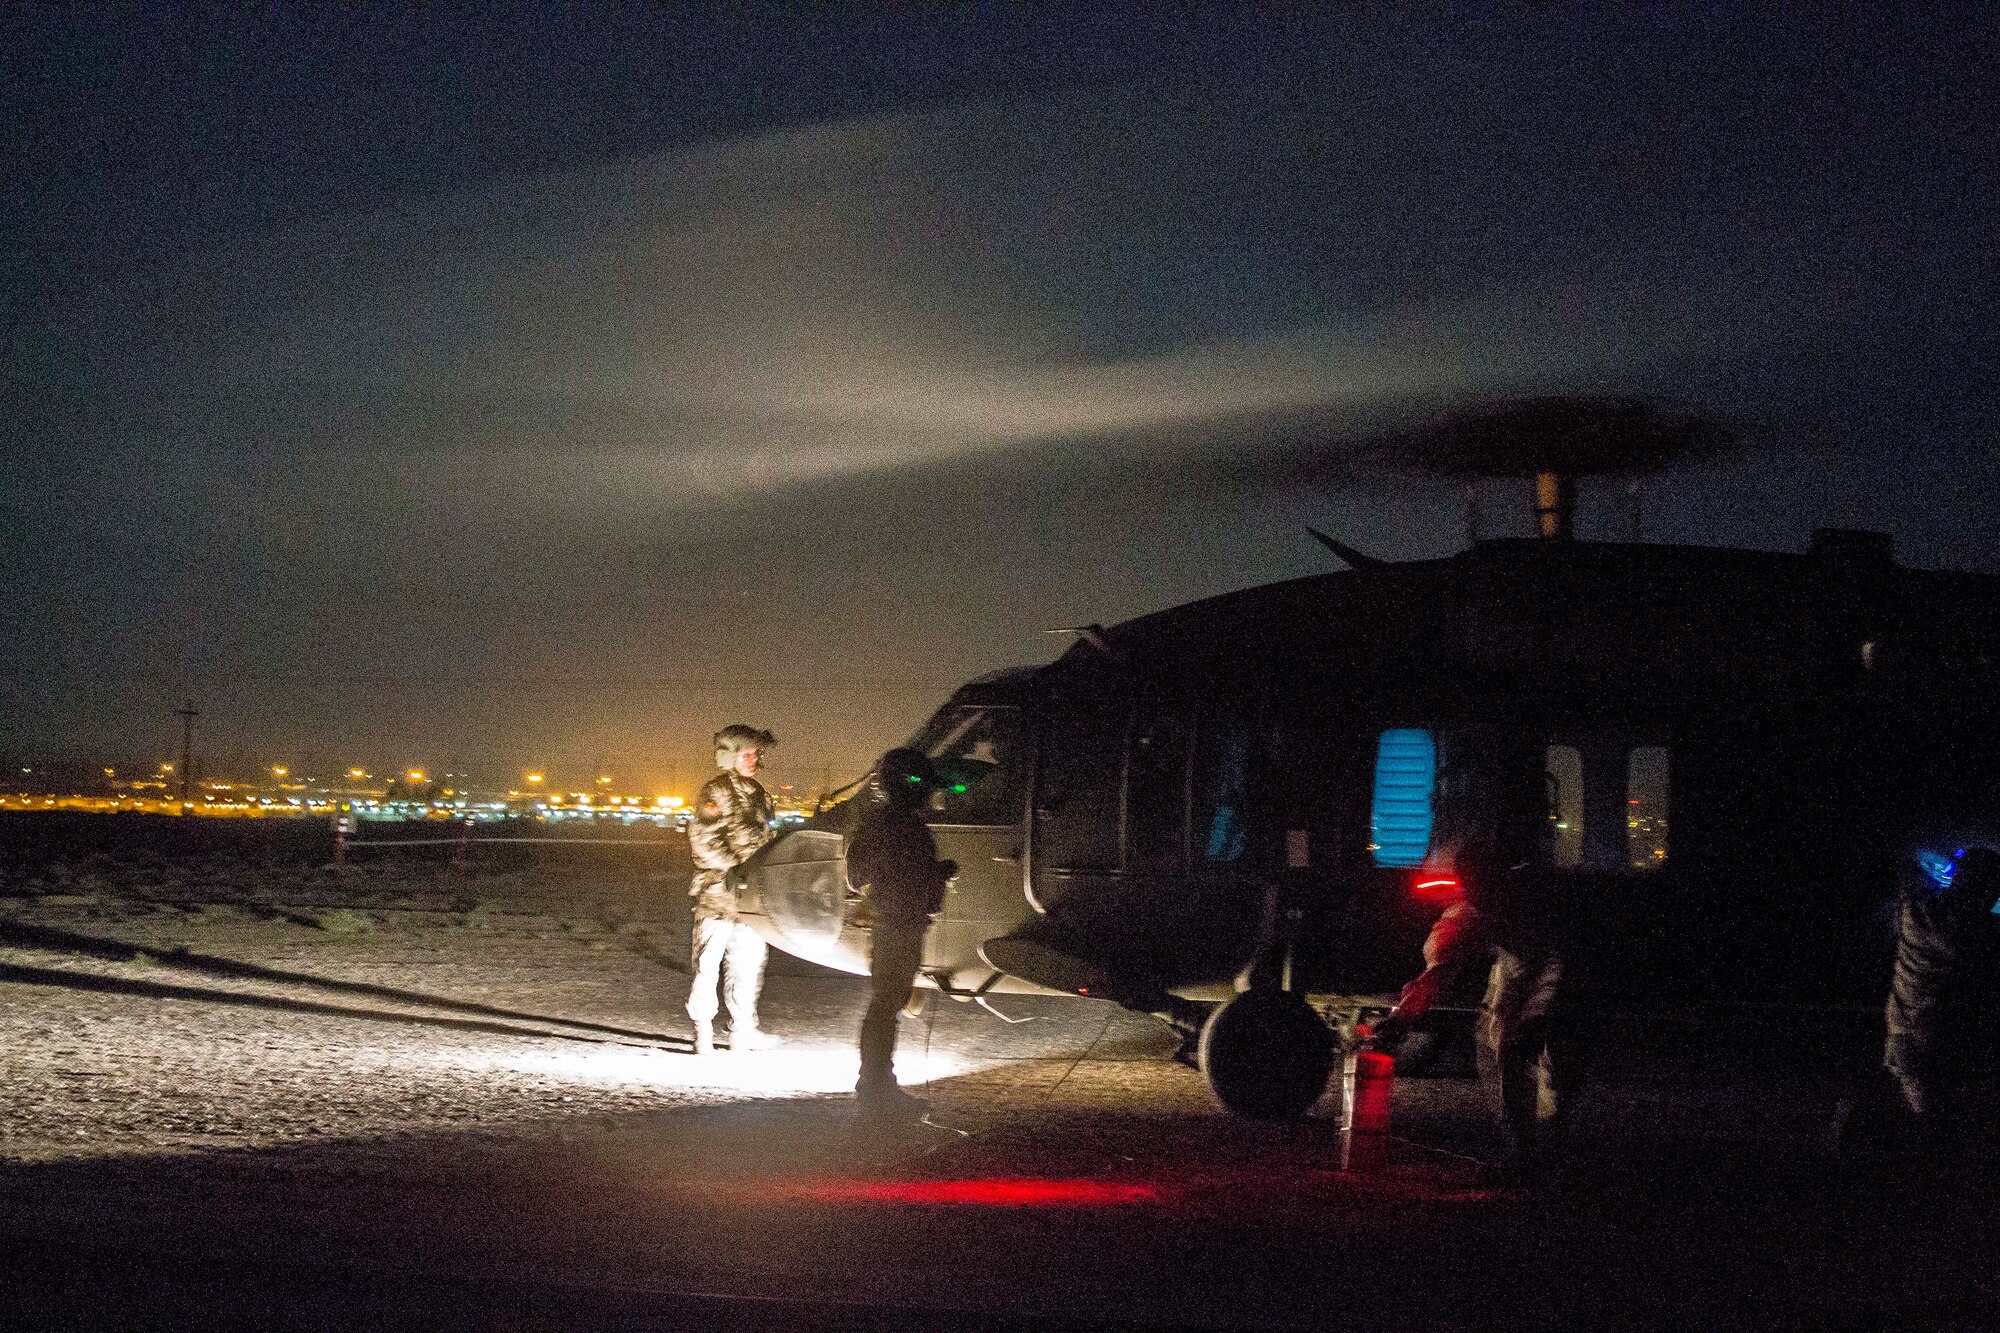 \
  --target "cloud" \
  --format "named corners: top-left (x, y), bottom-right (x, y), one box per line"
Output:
top-left (10, 19), bottom-right (1997, 771)
top-left (51, 88), bottom-right (1810, 517)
